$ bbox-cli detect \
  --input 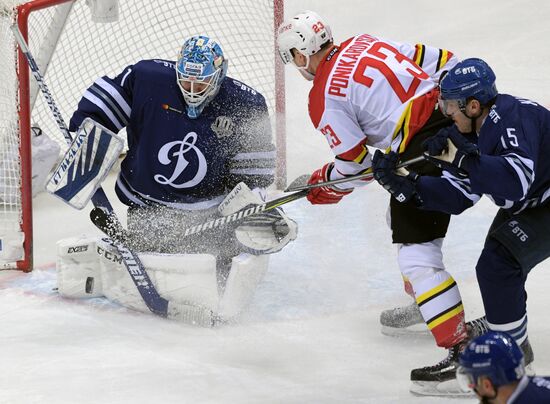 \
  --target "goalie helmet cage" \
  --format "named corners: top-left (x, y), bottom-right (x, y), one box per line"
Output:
top-left (0, 0), bottom-right (285, 271)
